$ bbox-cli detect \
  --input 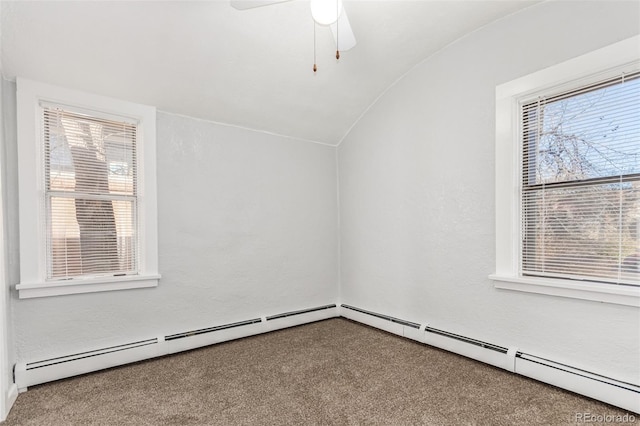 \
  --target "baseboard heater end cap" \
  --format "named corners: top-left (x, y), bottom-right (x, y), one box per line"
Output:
top-left (14, 363), bottom-right (27, 391)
